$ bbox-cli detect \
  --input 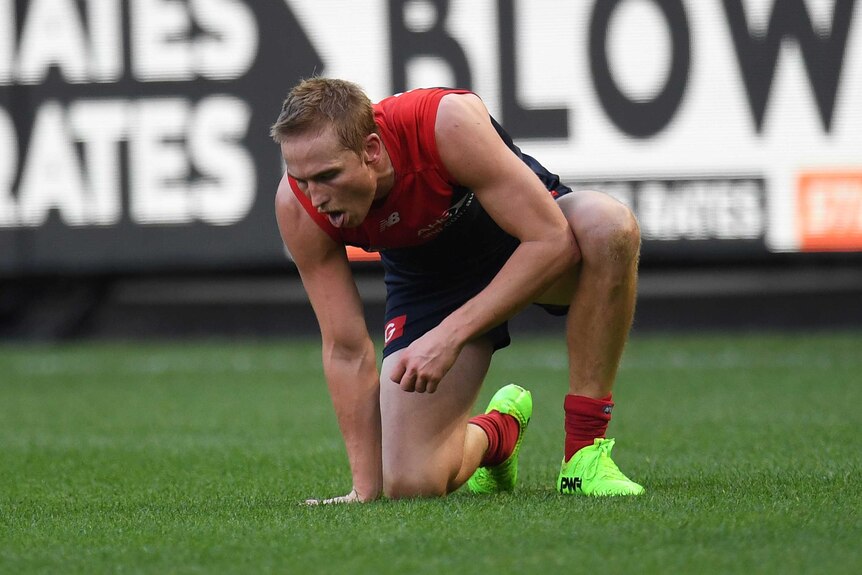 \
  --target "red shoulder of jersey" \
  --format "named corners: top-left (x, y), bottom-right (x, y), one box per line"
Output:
top-left (287, 88), bottom-right (473, 251)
